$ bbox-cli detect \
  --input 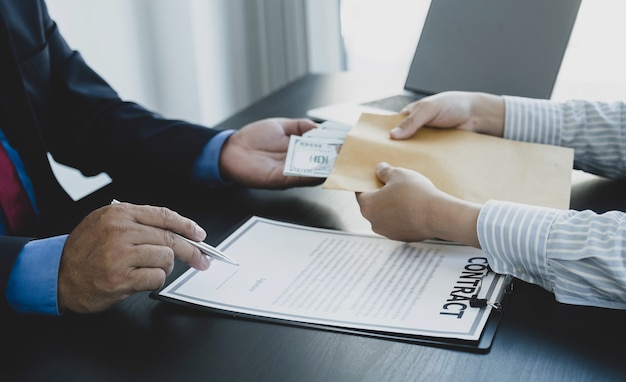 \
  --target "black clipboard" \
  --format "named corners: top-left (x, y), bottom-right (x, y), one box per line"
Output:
top-left (152, 282), bottom-right (511, 353)
top-left (151, 217), bottom-right (513, 353)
